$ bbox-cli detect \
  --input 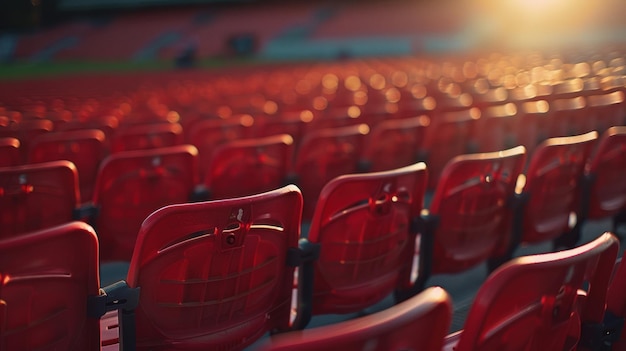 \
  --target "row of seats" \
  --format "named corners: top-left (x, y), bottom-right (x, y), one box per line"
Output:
top-left (1, 194), bottom-right (625, 350)
top-left (1, 126), bottom-right (625, 266)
